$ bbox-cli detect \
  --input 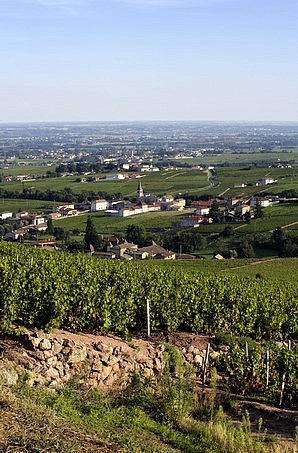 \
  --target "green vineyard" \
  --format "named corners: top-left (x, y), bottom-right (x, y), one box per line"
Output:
top-left (0, 243), bottom-right (297, 341)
